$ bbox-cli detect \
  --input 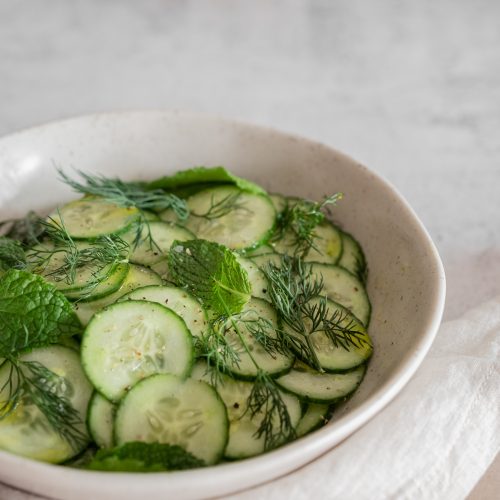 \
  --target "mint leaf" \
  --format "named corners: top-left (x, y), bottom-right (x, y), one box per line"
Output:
top-left (0, 237), bottom-right (26, 271)
top-left (0, 269), bottom-right (81, 357)
top-left (88, 442), bottom-right (205, 472)
top-left (168, 239), bottom-right (251, 317)
top-left (147, 166), bottom-right (266, 196)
